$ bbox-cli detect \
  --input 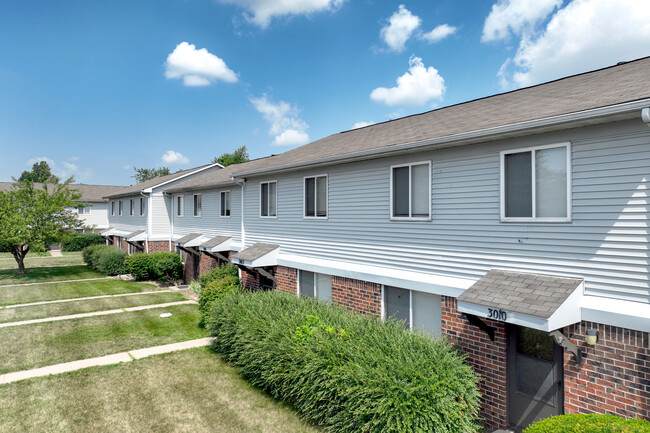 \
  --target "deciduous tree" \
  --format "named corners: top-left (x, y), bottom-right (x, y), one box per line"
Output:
top-left (212, 145), bottom-right (249, 167)
top-left (18, 161), bottom-right (60, 183)
top-left (132, 167), bottom-right (171, 183)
